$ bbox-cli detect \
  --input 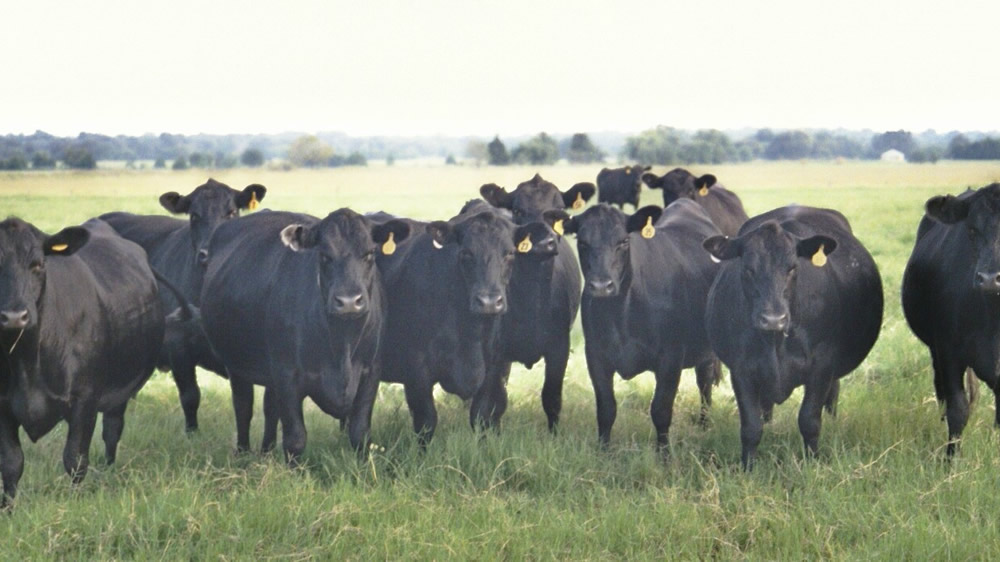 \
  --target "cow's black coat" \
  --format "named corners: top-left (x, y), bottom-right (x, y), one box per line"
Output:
top-left (101, 178), bottom-right (266, 431)
top-left (704, 206), bottom-right (882, 468)
top-left (199, 210), bottom-right (408, 462)
top-left (902, 183), bottom-right (1000, 455)
top-left (0, 219), bottom-right (163, 506)
top-left (564, 200), bottom-right (722, 451)
top-left (642, 168), bottom-right (748, 236)
top-left (596, 165), bottom-right (650, 209)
